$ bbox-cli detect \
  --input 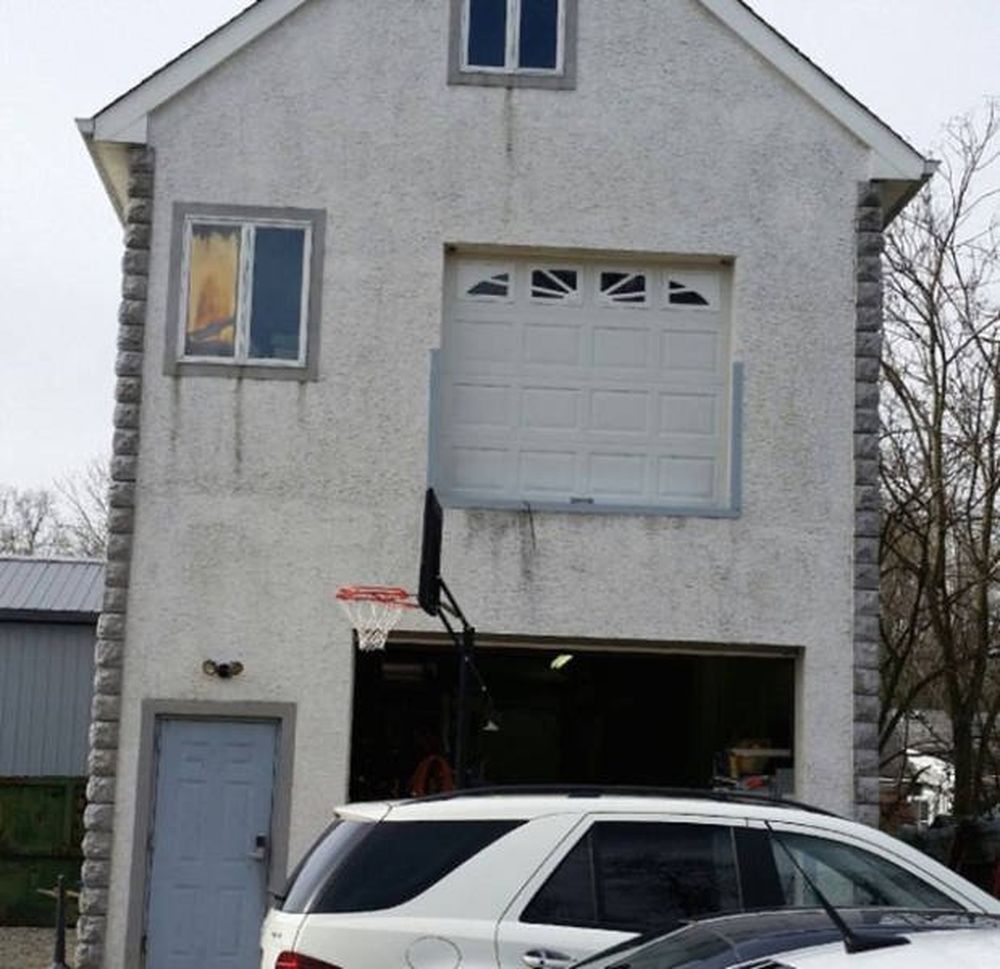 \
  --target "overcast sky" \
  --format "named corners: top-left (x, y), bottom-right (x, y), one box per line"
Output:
top-left (0, 1), bottom-right (997, 491)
